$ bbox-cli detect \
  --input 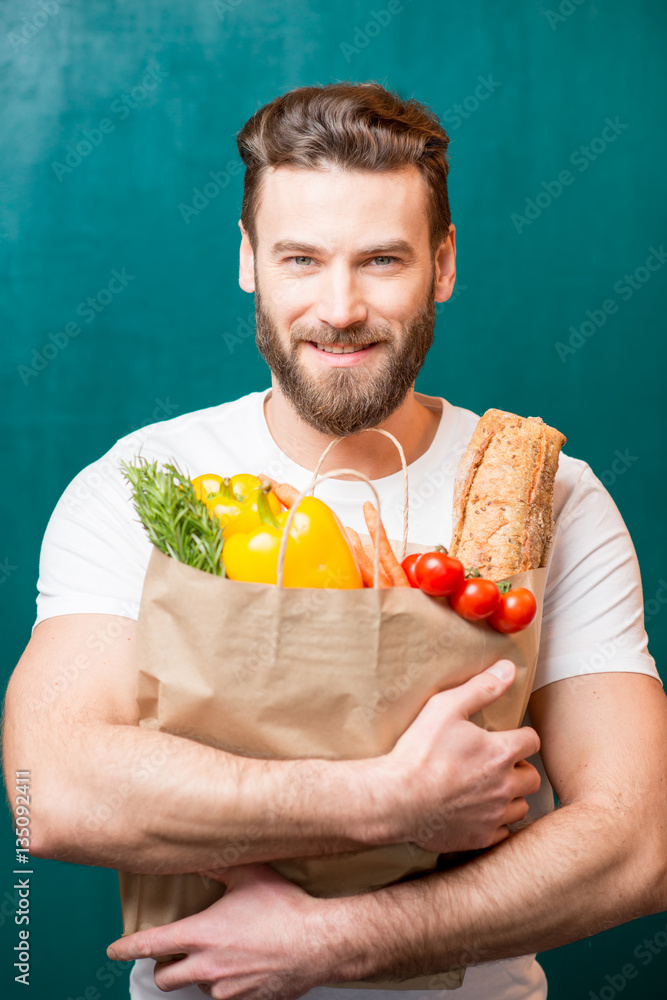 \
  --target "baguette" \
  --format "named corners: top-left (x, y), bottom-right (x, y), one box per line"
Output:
top-left (449, 409), bottom-right (566, 581)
